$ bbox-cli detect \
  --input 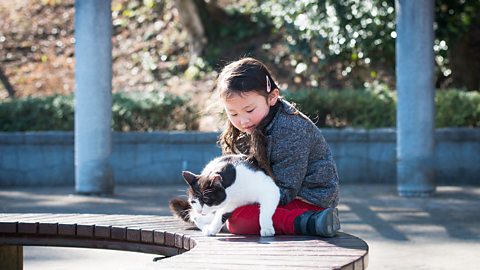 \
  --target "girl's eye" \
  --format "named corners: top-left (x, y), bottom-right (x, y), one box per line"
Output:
top-left (246, 108), bottom-right (255, 113)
